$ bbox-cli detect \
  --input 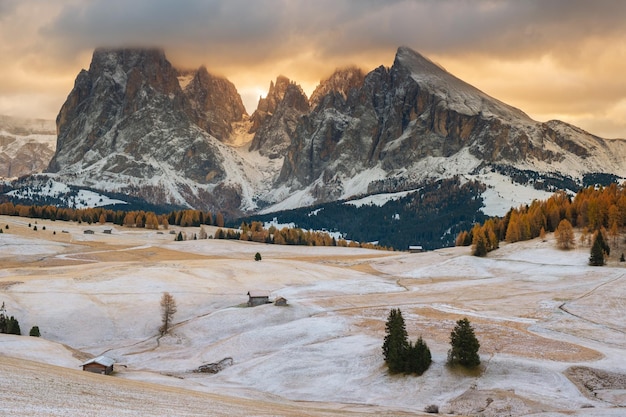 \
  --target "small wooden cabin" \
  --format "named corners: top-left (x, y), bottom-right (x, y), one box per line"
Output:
top-left (103, 229), bottom-right (112, 234)
top-left (408, 245), bottom-right (423, 253)
top-left (82, 355), bottom-right (115, 375)
top-left (274, 296), bottom-right (288, 306)
top-left (83, 230), bottom-right (95, 235)
top-left (247, 291), bottom-right (270, 307)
